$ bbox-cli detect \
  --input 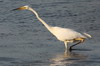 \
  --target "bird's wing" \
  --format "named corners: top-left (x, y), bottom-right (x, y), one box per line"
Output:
top-left (51, 27), bottom-right (85, 41)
